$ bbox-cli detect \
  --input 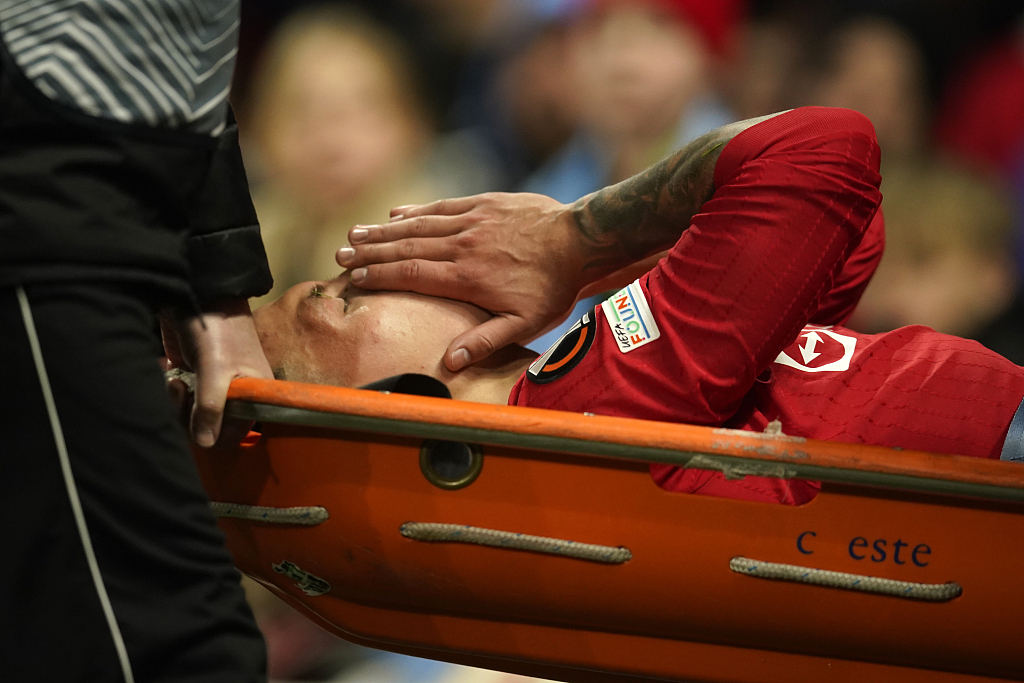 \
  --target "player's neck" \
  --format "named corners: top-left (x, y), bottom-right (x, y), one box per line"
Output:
top-left (445, 345), bottom-right (538, 405)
